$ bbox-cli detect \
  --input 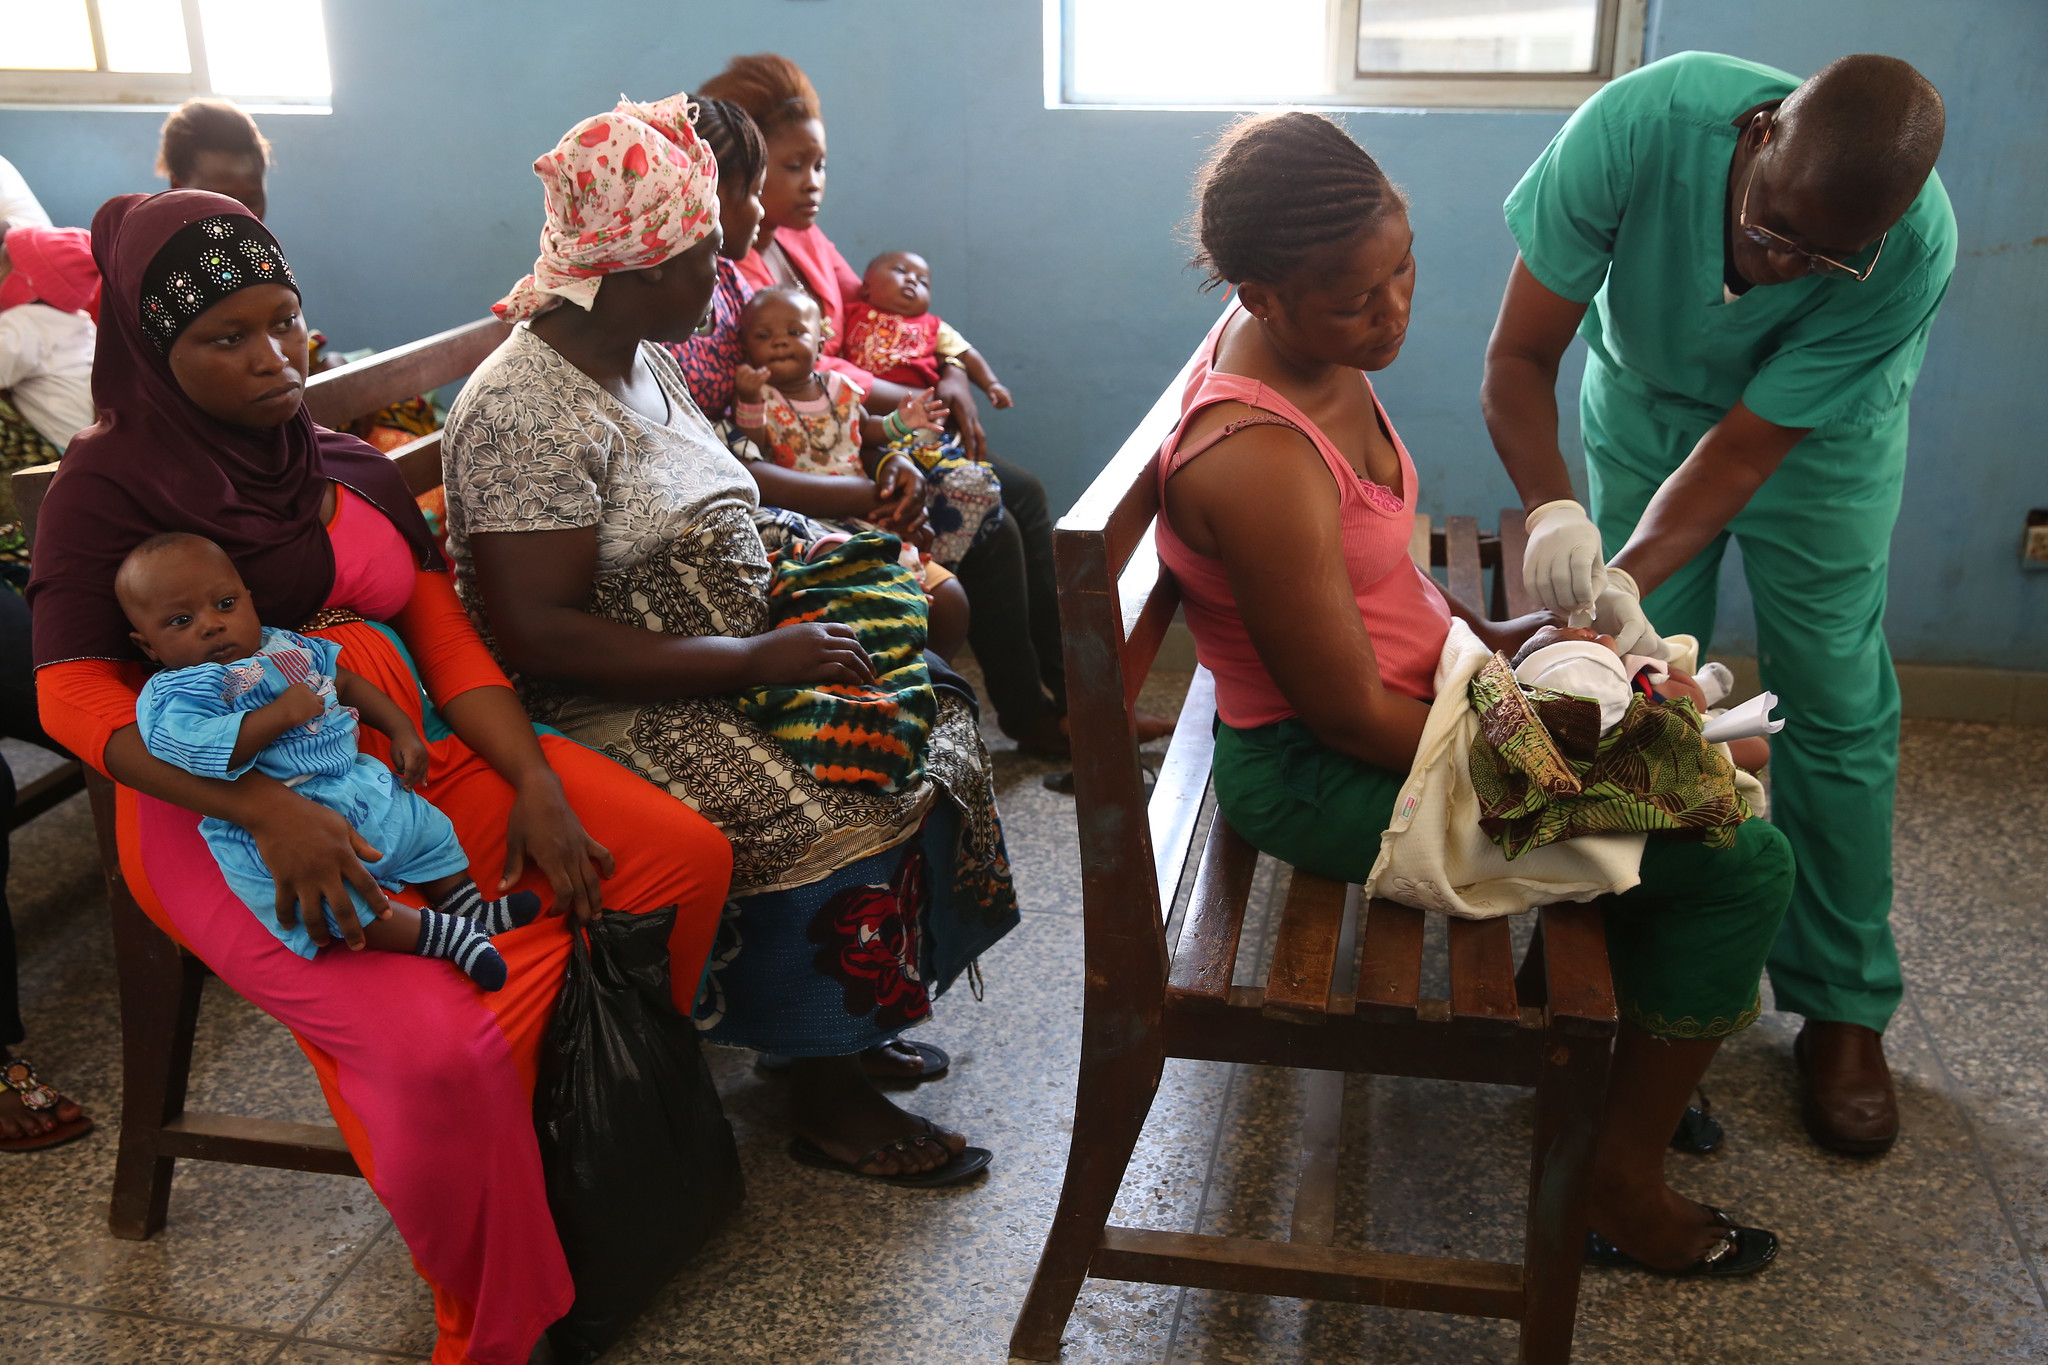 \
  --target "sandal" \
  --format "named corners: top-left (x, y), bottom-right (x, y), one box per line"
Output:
top-left (1670, 1091), bottom-right (1724, 1155)
top-left (1585, 1206), bottom-right (1777, 1278)
top-left (788, 1114), bottom-right (992, 1189)
top-left (757, 1040), bottom-right (952, 1086)
top-left (0, 1058), bottom-right (94, 1154)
